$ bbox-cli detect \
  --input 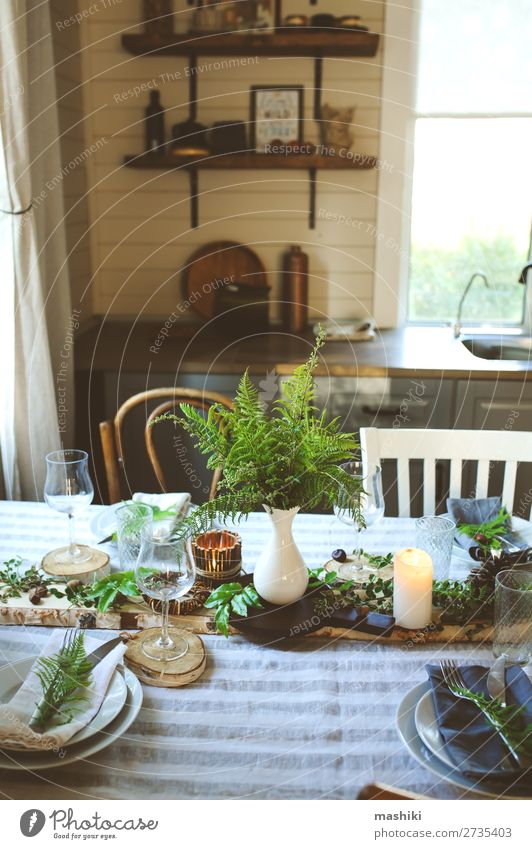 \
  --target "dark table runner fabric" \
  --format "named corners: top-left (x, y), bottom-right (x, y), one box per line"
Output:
top-left (426, 664), bottom-right (532, 790)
